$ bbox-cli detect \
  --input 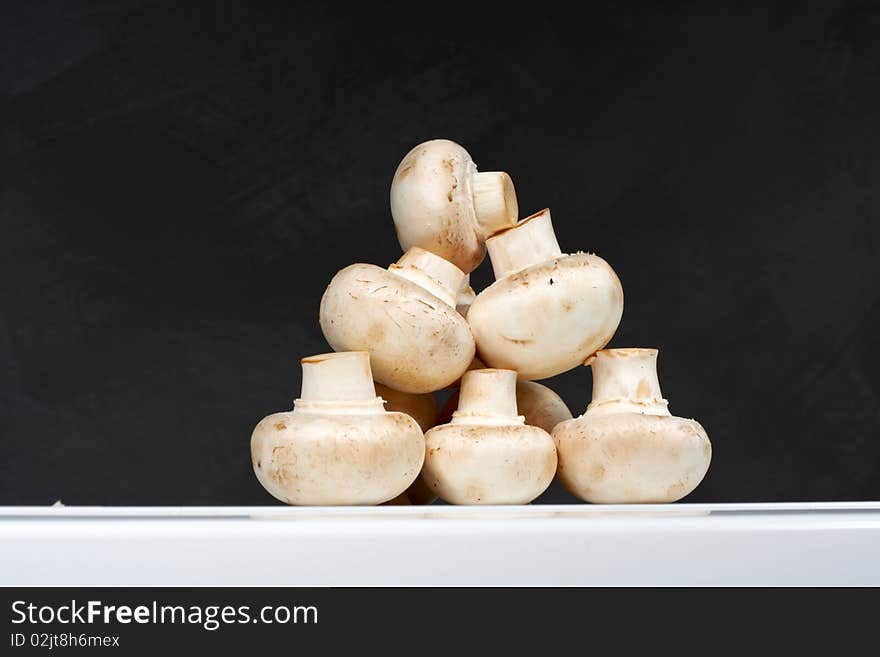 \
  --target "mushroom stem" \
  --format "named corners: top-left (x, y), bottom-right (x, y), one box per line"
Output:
top-left (486, 208), bottom-right (563, 280)
top-left (296, 352), bottom-right (383, 413)
top-left (472, 171), bottom-right (518, 239)
top-left (586, 348), bottom-right (671, 417)
top-left (452, 369), bottom-right (524, 426)
top-left (390, 247), bottom-right (465, 307)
